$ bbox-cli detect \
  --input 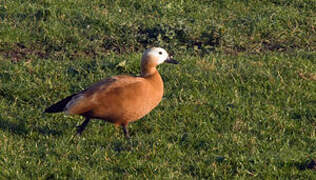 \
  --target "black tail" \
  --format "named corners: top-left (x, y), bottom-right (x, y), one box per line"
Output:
top-left (44, 94), bottom-right (77, 113)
